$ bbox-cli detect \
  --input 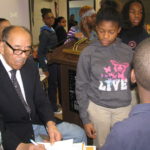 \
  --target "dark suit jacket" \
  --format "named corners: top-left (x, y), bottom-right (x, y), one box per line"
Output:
top-left (0, 57), bottom-right (55, 150)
